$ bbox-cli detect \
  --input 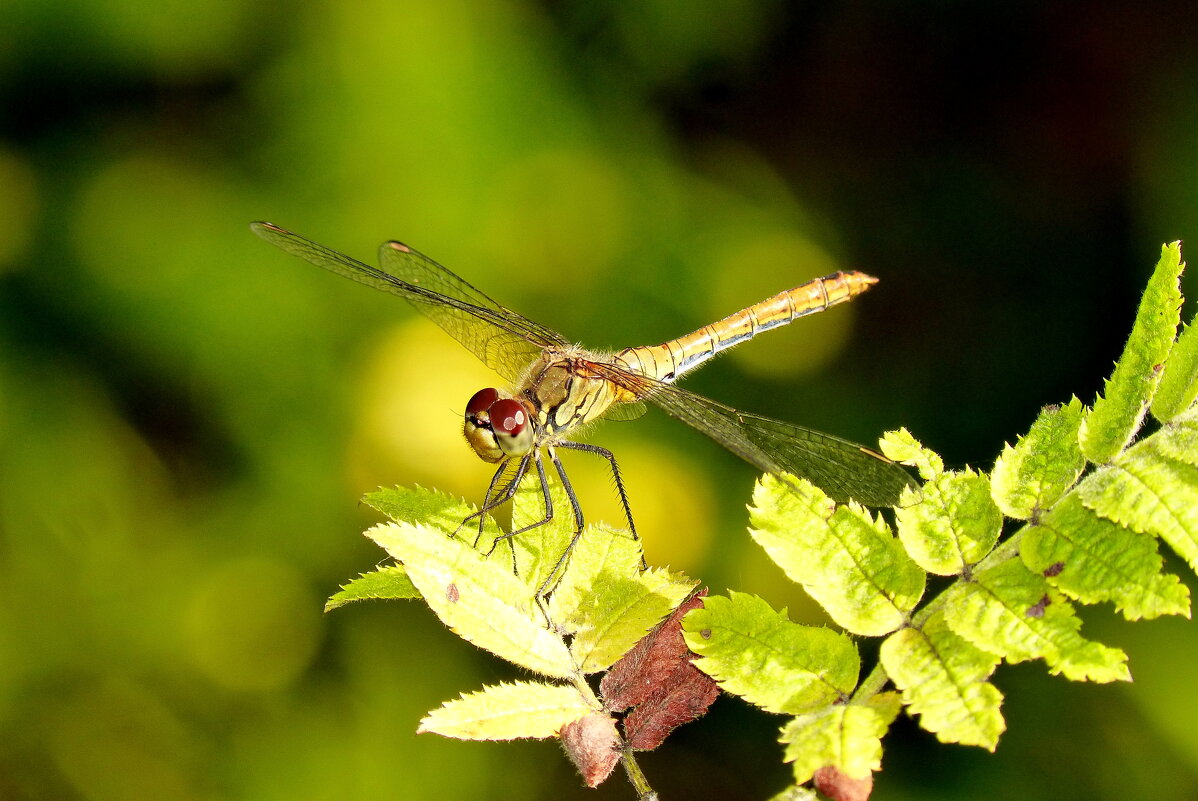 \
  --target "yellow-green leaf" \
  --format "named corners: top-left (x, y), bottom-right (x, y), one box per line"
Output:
top-left (419, 681), bottom-right (595, 740)
top-left (367, 522), bottom-right (576, 678)
top-left (779, 693), bottom-right (901, 783)
top-left (683, 592), bottom-right (859, 714)
top-left (1080, 242), bottom-right (1184, 463)
top-left (324, 565), bottom-right (419, 611)
top-left (943, 559), bottom-right (1129, 683)
top-left (991, 398), bottom-right (1087, 519)
top-left (895, 469), bottom-right (1001, 575)
top-left (750, 475), bottom-right (925, 636)
top-left (880, 615), bottom-right (1004, 749)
